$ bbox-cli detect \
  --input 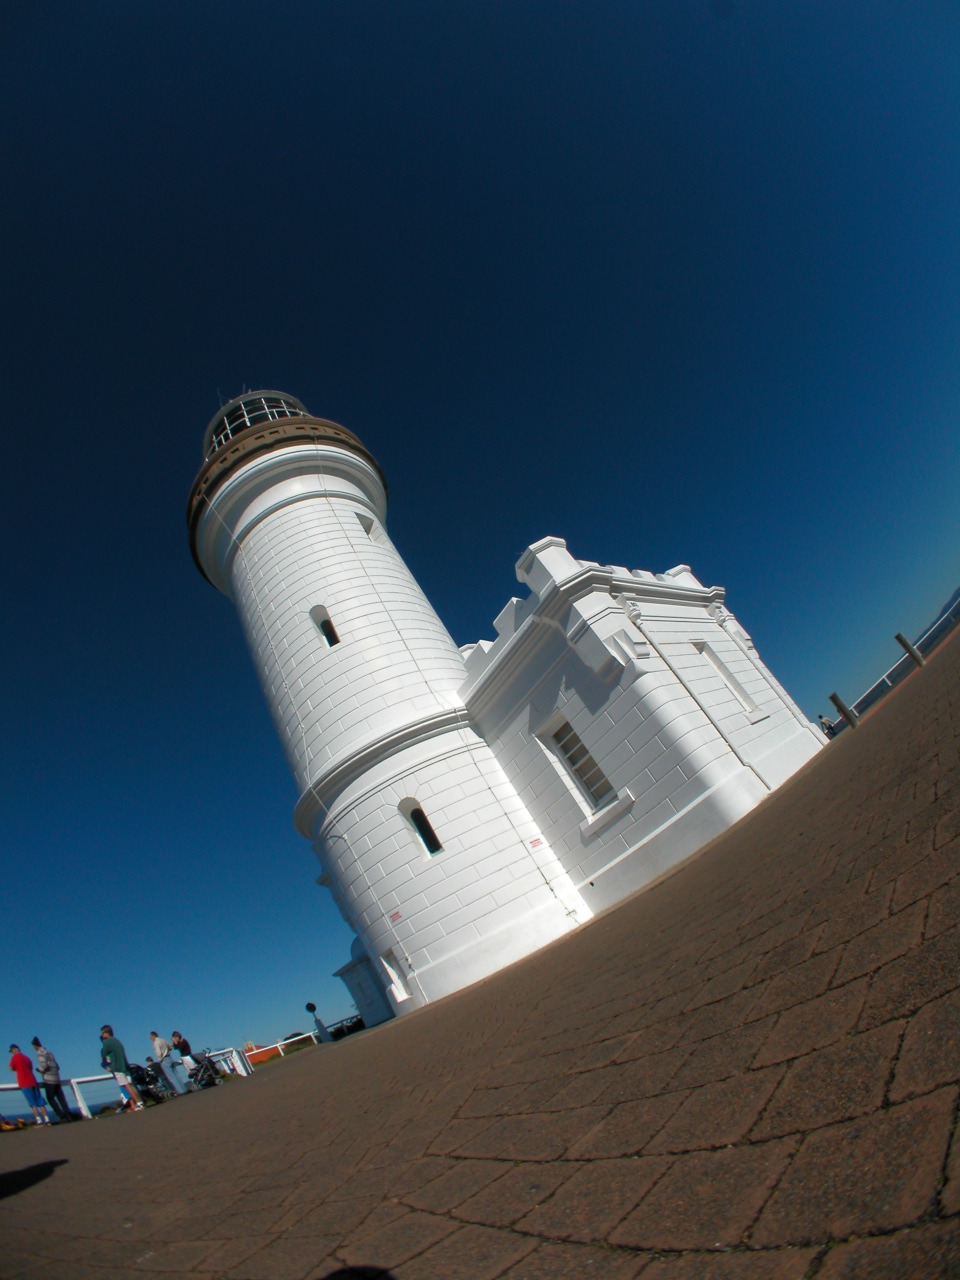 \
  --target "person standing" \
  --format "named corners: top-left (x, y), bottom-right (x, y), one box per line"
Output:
top-left (8, 1044), bottom-right (51, 1126)
top-left (30, 1037), bottom-right (76, 1122)
top-left (99, 1025), bottom-right (143, 1112)
top-left (149, 1031), bottom-right (185, 1095)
